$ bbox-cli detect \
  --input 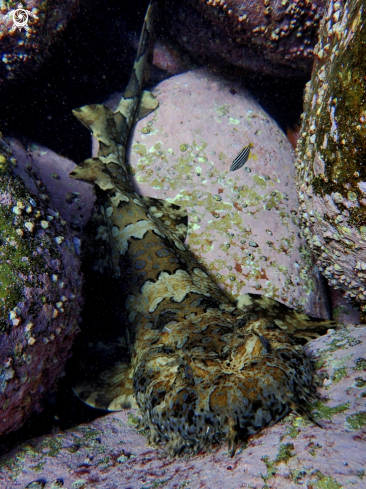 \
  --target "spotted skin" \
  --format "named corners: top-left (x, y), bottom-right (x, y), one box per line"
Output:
top-left (70, 0), bottom-right (332, 456)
